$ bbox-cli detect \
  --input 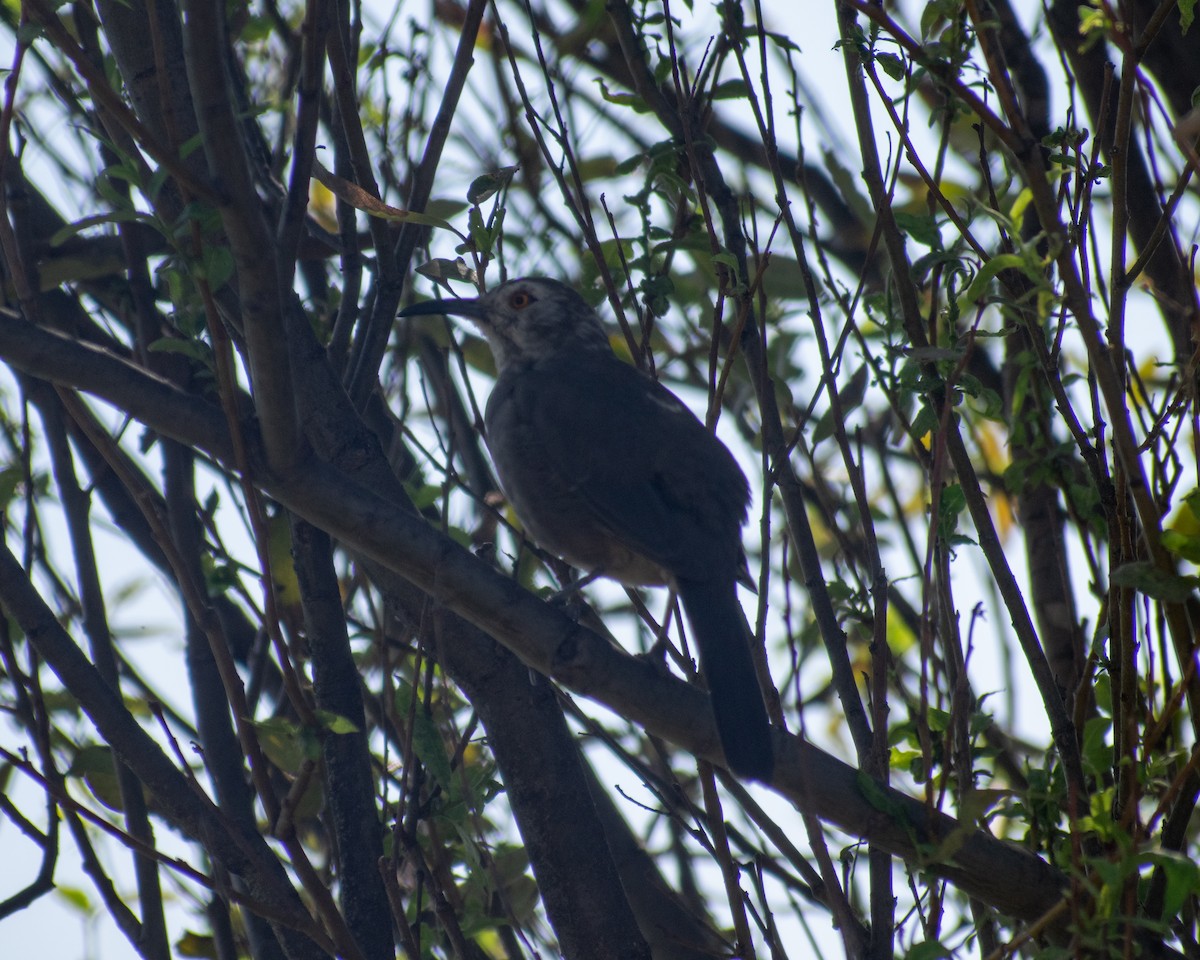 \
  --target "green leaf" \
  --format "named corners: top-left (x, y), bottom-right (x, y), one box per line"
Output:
top-left (811, 407), bottom-right (836, 445)
top-left (614, 152), bottom-right (646, 176)
top-left (55, 885), bottom-right (93, 913)
top-left (710, 78), bottom-right (751, 100)
top-left (492, 846), bottom-right (539, 921)
top-left (959, 253), bottom-right (1032, 310)
top-left (576, 155), bottom-right (619, 181)
top-left (906, 345), bottom-right (962, 364)
top-left (1081, 715), bottom-right (1113, 777)
top-left (0, 466), bottom-right (21, 509)
top-left (1147, 850), bottom-right (1200, 919)
top-left (856, 769), bottom-right (911, 825)
top-left (814, 366), bottom-right (869, 444)
top-left (251, 715), bottom-right (320, 773)
top-left (404, 482), bottom-right (444, 510)
top-left (911, 401), bottom-right (939, 441)
top-left (415, 257), bottom-right (476, 289)
top-left (711, 250), bottom-right (741, 283)
top-left (148, 337), bottom-right (215, 367)
top-left (1163, 529), bottom-right (1200, 564)
top-left (1110, 561), bottom-right (1200, 603)
top-left (423, 197), bottom-right (468, 222)
top-left (1181, 0), bottom-right (1195, 33)
top-left (49, 209), bottom-right (153, 248)
top-left (937, 483), bottom-right (966, 542)
top-left (386, 208), bottom-right (458, 229)
top-left (760, 256), bottom-right (814, 302)
top-left (179, 131), bottom-right (206, 160)
top-left (890, 747), bottom-right (923, 770)
top-left (894, 211), bottom-right (941, 249)
top-left (68, 744), bottom-right (126, 812)
top-left (465, 205), bottom-right (496, 258)
top-left (876, 52), bottom-right (906, 81)
top-left (1093, 671), bottom-right (1112, 714)
top-left (467, 166), bottom-right (518, 206)
top-left (176, 930), bottom-right (218, 958)
top-left (198, 244), bottom-right (234, 289)
top-left (594, 79), bottom-right (649, 113)
top-left (412, 709), bottom-right (453, 791)
top-left (926, 706), bottom-right (951, 733)
top-left (907, 941), bottom-right (952, 960)
top-left (315, 710), bottom-right (360, 735)
top-left (763, 30), bottom-right (802, 54)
